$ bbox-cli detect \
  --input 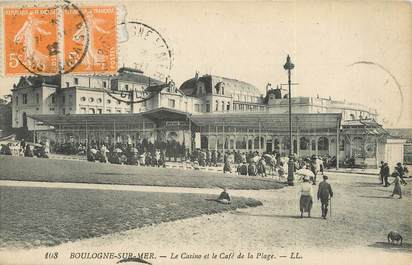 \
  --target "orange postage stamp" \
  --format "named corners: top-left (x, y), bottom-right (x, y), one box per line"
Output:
top-left (3, 4), bottom-right (117, 76)
top-left (63, 6), bottom-right (117, 74)
top-left (3, 7), bottom-right (59, 75)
